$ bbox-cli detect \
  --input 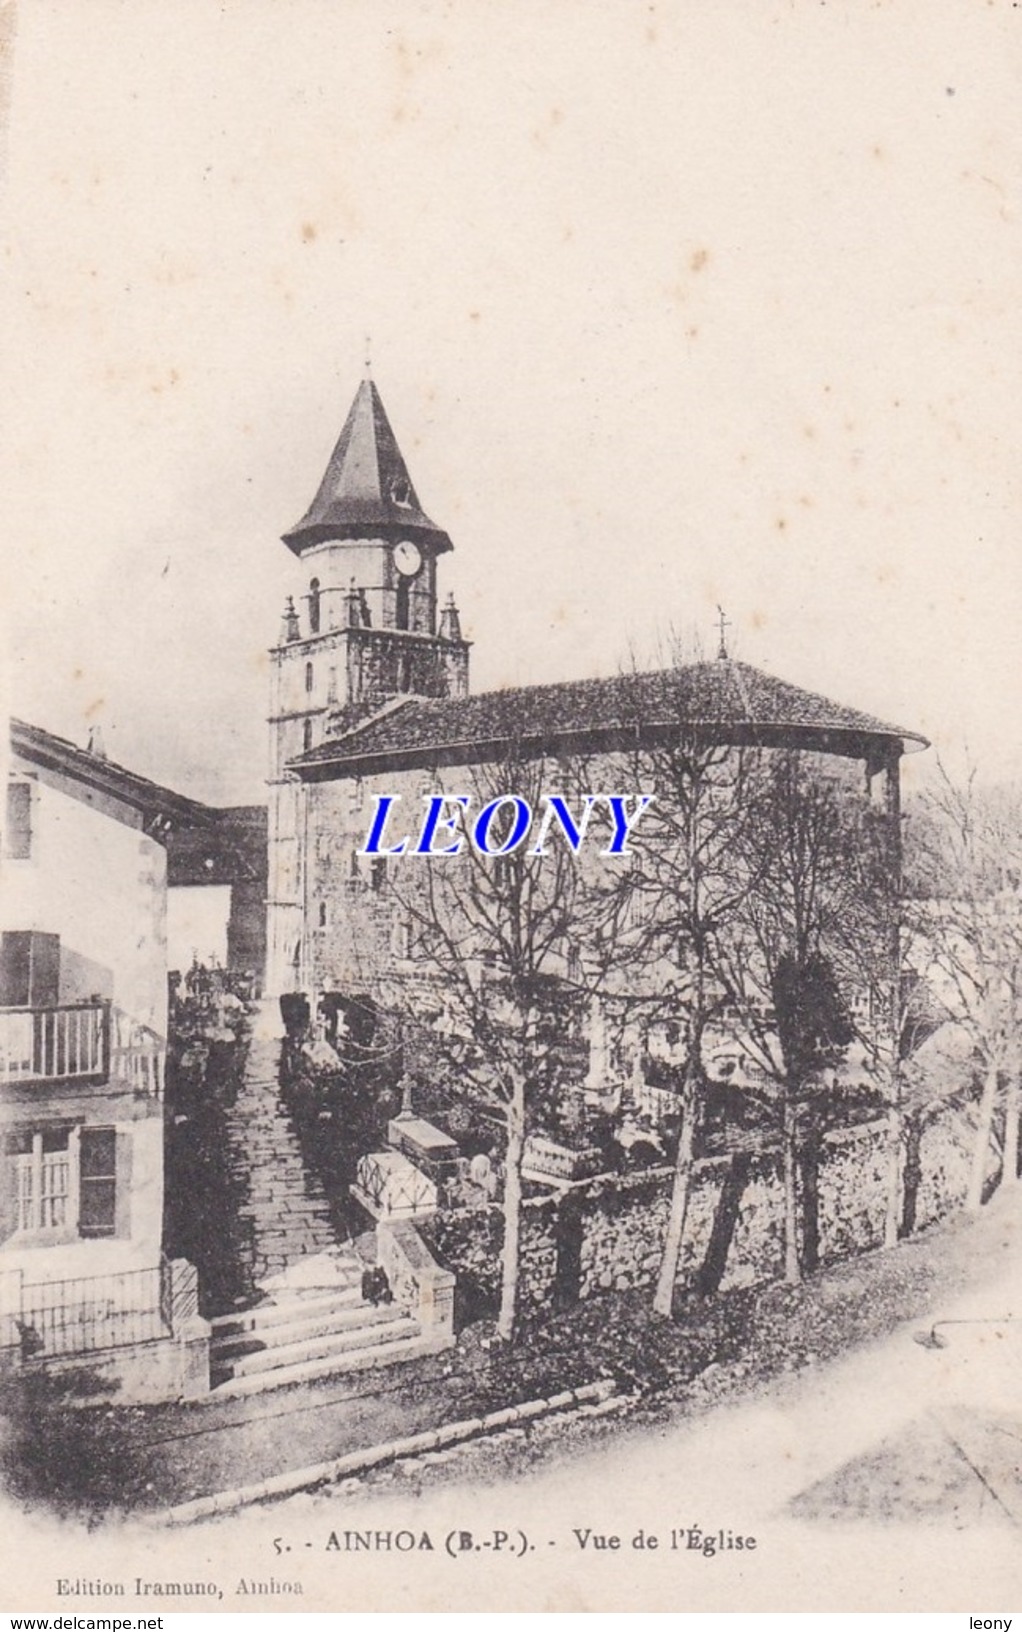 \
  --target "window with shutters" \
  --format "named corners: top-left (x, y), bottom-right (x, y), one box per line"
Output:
top-left (5, 1124), bottom-right (119, 1241)
top-left (4, 782), bottom-right (32, 861)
